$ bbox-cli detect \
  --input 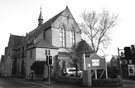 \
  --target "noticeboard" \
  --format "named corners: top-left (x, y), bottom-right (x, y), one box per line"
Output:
top-left (85, 53), bottom-right (106, 70)
top-left (92, 59), bottom-right (100, 66)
